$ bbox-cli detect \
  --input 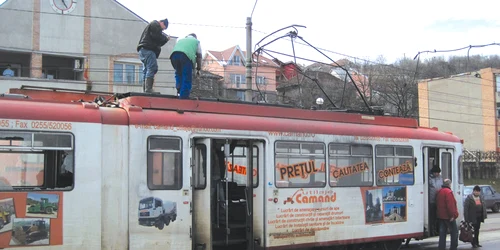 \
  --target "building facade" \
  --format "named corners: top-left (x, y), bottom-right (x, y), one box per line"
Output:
top-left (418, 68), bottom-right (500, 152)
top-left (0, 0), bottom-right (176, 94)
top-left (203, 45), bottom-right (278, 102)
